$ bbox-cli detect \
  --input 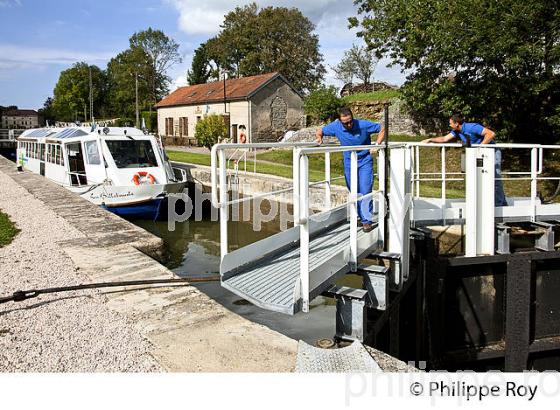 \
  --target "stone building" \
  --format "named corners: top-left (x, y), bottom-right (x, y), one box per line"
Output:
top-left (155, 72), bottom-right (304, 146)
top-left (1, 109), bottom-right (39, 129)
